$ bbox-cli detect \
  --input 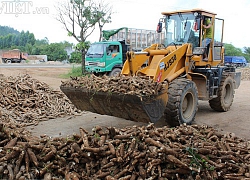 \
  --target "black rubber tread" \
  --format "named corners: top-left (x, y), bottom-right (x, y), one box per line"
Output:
top-left (109, 68), bottom-right (121, 76)
top-left (165, 78), bottom-right (198, 127)
top-left (209, 75), bottom-right (235, 112)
